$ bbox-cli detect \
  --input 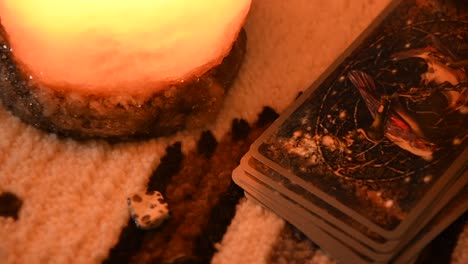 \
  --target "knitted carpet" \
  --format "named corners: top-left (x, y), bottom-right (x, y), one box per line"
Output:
top-left (0, 0), bottom-right (466, 263)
